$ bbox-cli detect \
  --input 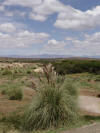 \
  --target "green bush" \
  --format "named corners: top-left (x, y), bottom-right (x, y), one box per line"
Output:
top-left (61, 78), bottom-right (79, 98)
top-left (26, 70), bottom-right (31, 74)
top-left (2, 68), bottom-right (12, 75)
top-left (23, 78), bottom-right (78, 130)
top-left (53, 60), bottom-right (100, 75)
top-left (1, 89), bottom-right (7, 95)
top-left (95, 75), bottom-right (100, 81)
top-left (7, 87), bottom-right (23, 100)
top-left (1, 84), bottom-right (23, 100)
top-left (0, 84), bottom-right (9, 95)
